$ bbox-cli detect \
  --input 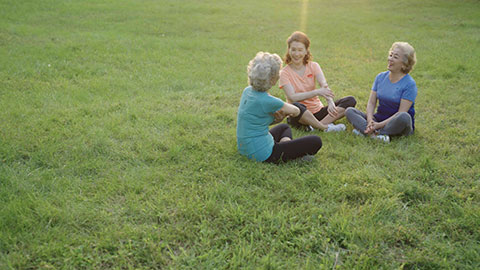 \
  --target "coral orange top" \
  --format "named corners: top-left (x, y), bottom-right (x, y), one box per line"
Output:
top-left (279, 61), bottom-right (324, 114)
